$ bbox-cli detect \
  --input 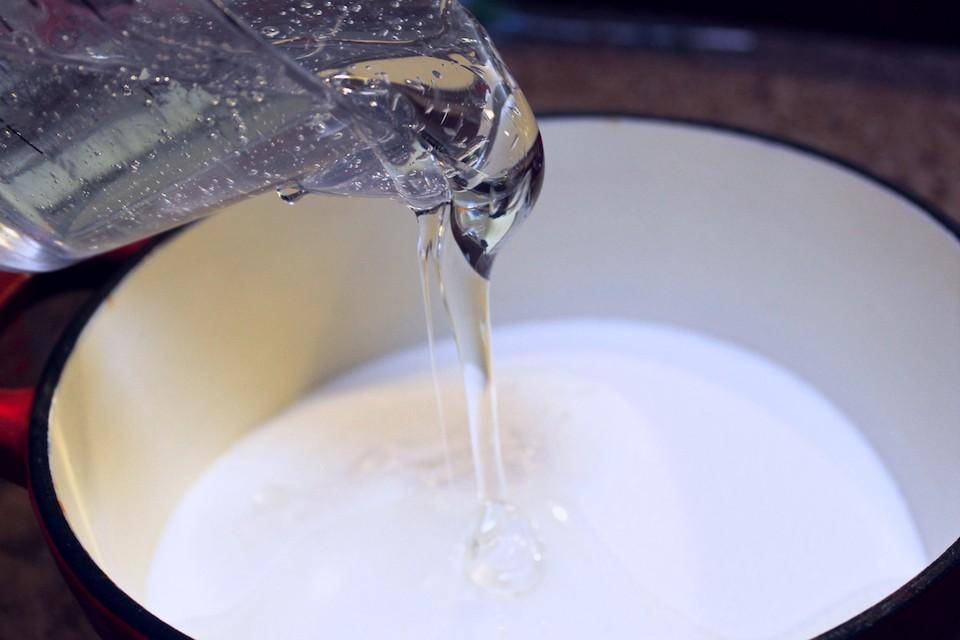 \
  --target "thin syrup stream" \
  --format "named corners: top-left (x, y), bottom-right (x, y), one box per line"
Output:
top-left (416, 209), bottom-right (455, 487)
top-left (417, 204), bottom-right (544, 597)
top-left (436, 215), bottom-right (506, 503)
